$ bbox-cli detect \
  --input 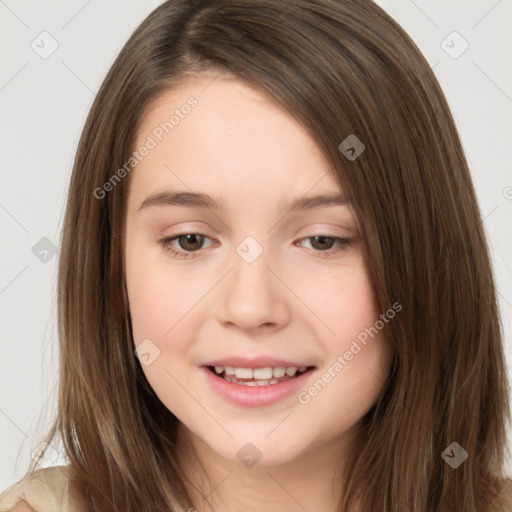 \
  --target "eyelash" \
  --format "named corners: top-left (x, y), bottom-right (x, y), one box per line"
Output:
top-left (158, 233), bottom-right (352, 259)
